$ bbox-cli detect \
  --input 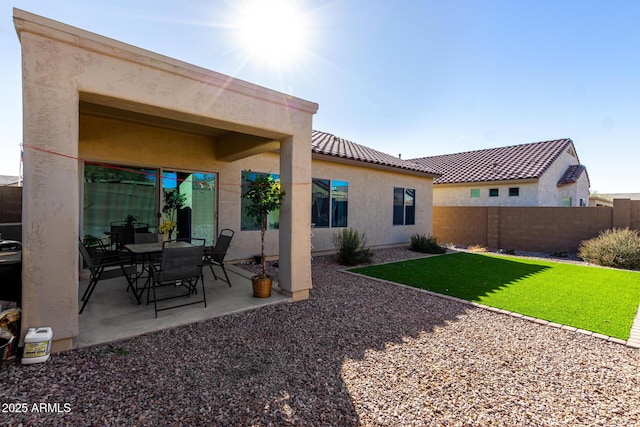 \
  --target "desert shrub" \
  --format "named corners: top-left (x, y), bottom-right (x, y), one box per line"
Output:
top-left (409, 233), bottom-right (446, 254)
top-left (578, 228), bottom-right (640, 270)
top-left (333, 228), bottom-right (373, 266)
